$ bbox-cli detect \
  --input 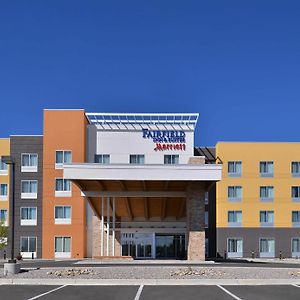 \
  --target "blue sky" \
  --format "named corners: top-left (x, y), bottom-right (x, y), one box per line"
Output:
top-left (0, 1), bottom-right (299, 146)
